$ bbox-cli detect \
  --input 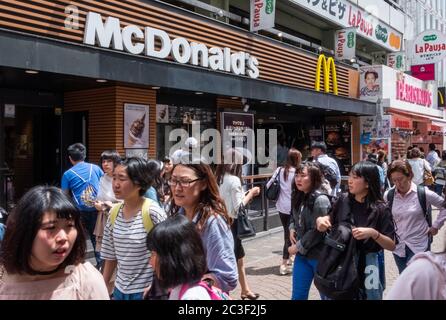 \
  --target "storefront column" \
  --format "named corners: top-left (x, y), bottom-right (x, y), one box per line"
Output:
top-left (0, 100), bottom-right (5, 208)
